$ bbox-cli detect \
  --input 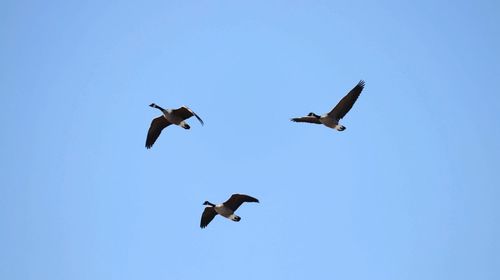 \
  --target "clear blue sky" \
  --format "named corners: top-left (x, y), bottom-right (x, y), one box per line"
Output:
top-left (1, 0), bottom-right (499, 279)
